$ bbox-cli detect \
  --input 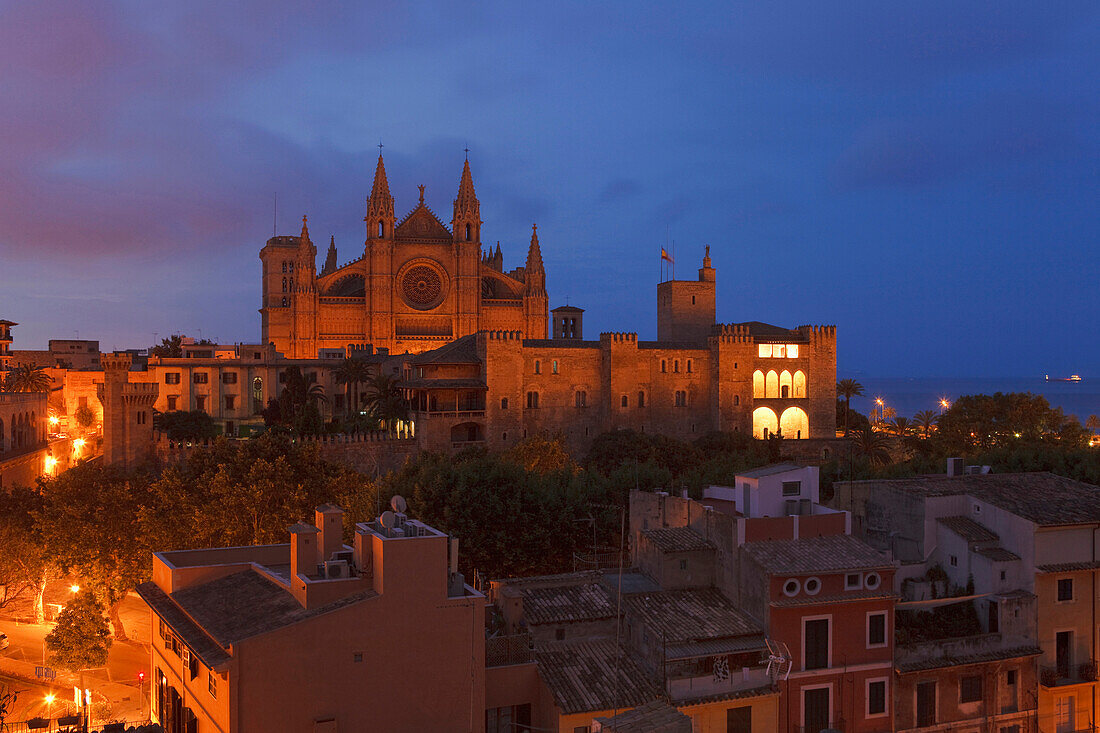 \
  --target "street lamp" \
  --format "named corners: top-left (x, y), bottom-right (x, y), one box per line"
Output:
top-left (940, 398), bottom-right (950, 414)
top-left (45, 692), bottom-right (55, 720)
top-left (70, 584), bottom-right (80, 594)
